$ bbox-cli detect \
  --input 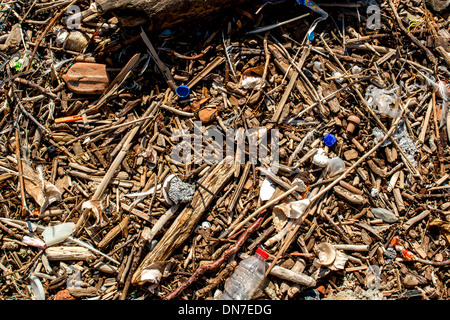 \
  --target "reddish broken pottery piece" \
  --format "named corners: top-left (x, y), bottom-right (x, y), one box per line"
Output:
top-left (62, 63), bottom-right (110, 95)
top-left (54, 289), bottom-right (76, 300)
